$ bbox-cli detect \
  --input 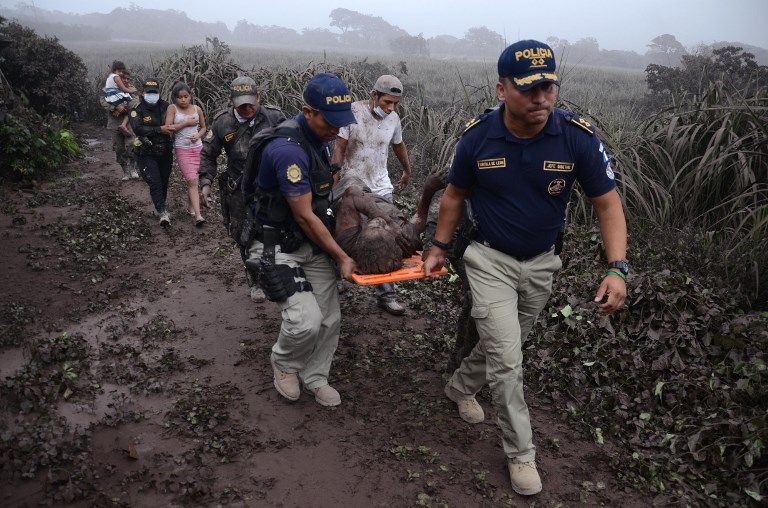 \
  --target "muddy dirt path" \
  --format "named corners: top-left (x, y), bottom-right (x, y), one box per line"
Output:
top-left (0, 124), bottom-right (650, 506)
